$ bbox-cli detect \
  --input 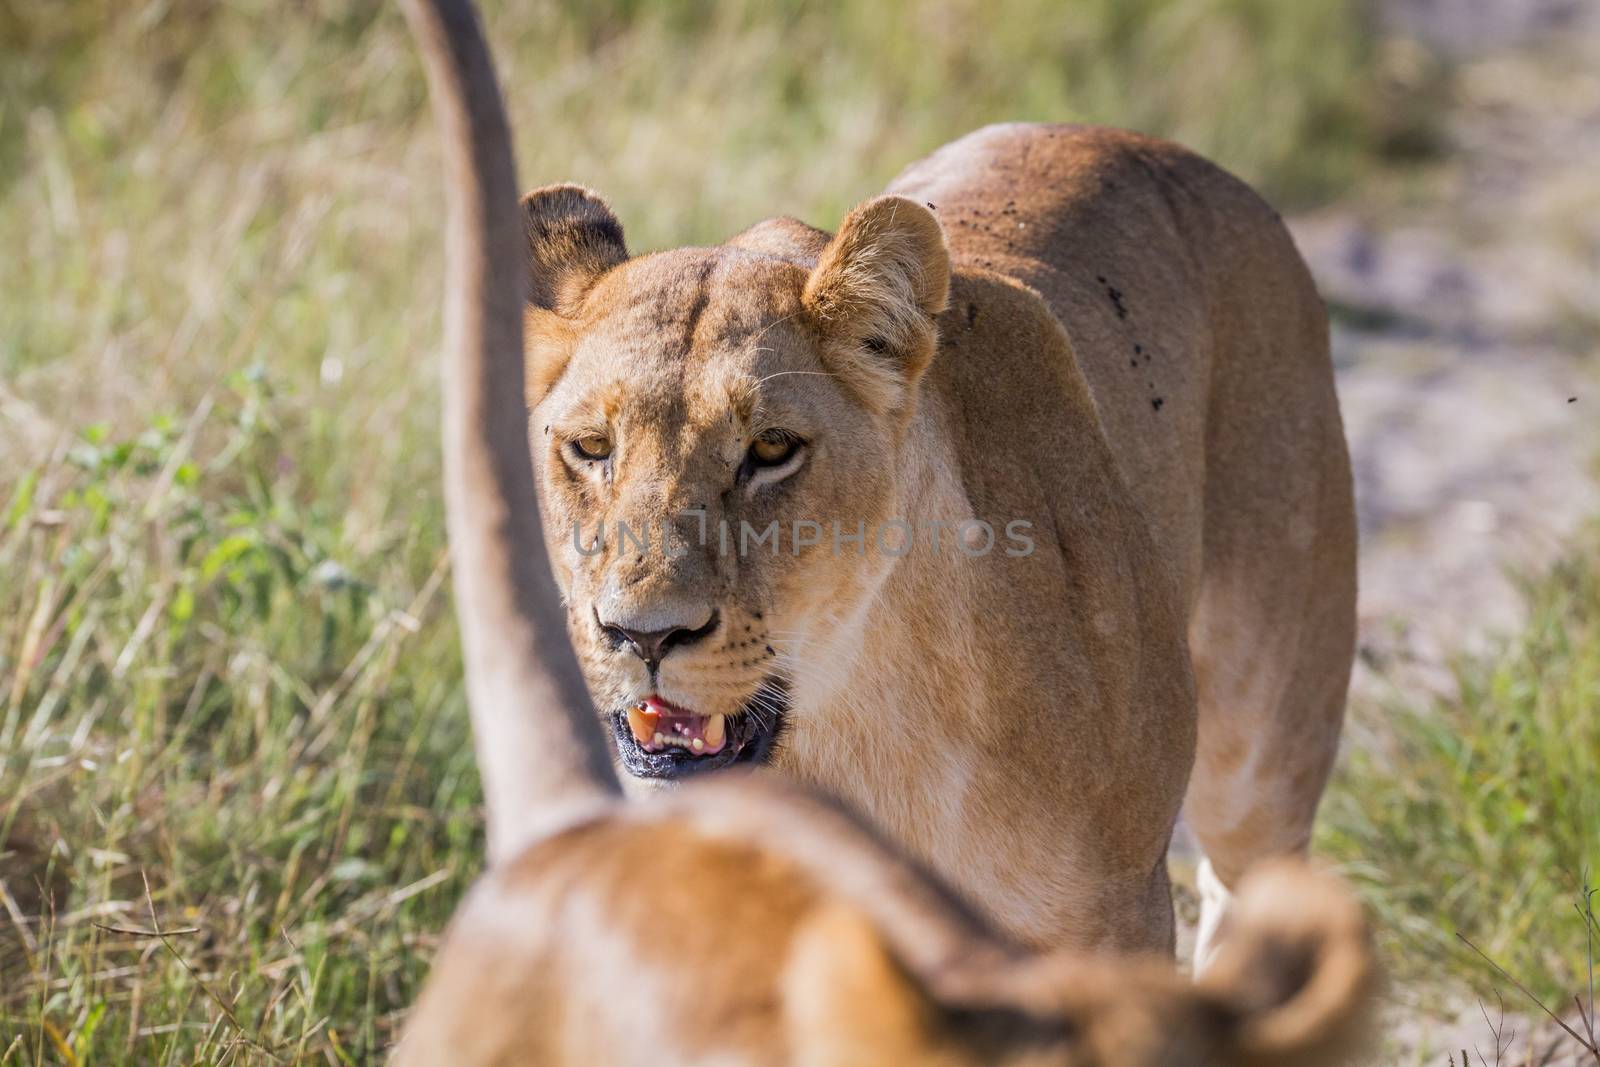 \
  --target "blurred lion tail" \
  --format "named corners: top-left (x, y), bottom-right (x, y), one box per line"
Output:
top-left (399, 0), bottom-right (619, 862)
